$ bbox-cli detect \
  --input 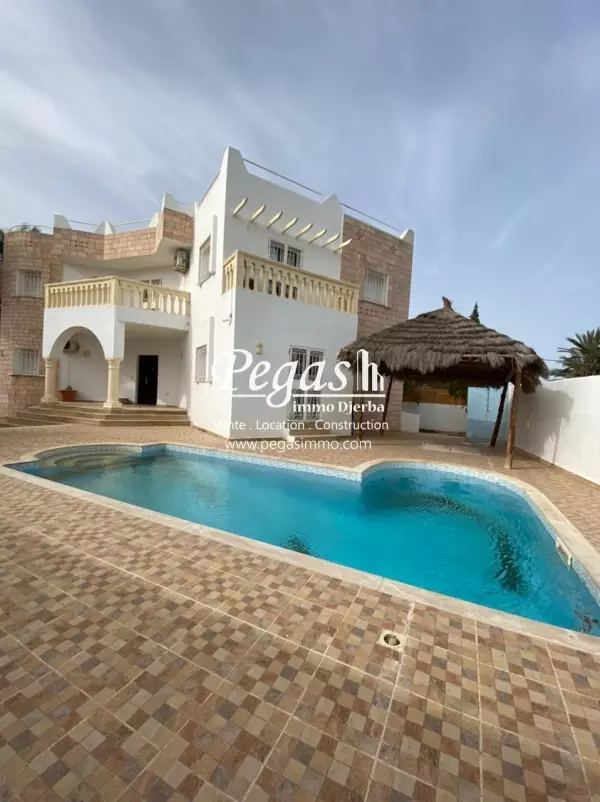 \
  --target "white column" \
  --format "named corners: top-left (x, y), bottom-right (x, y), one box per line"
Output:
top-left (41, 358), bottom-right (59, 403)
top-left (103, 358), bottom-right (122, 409)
